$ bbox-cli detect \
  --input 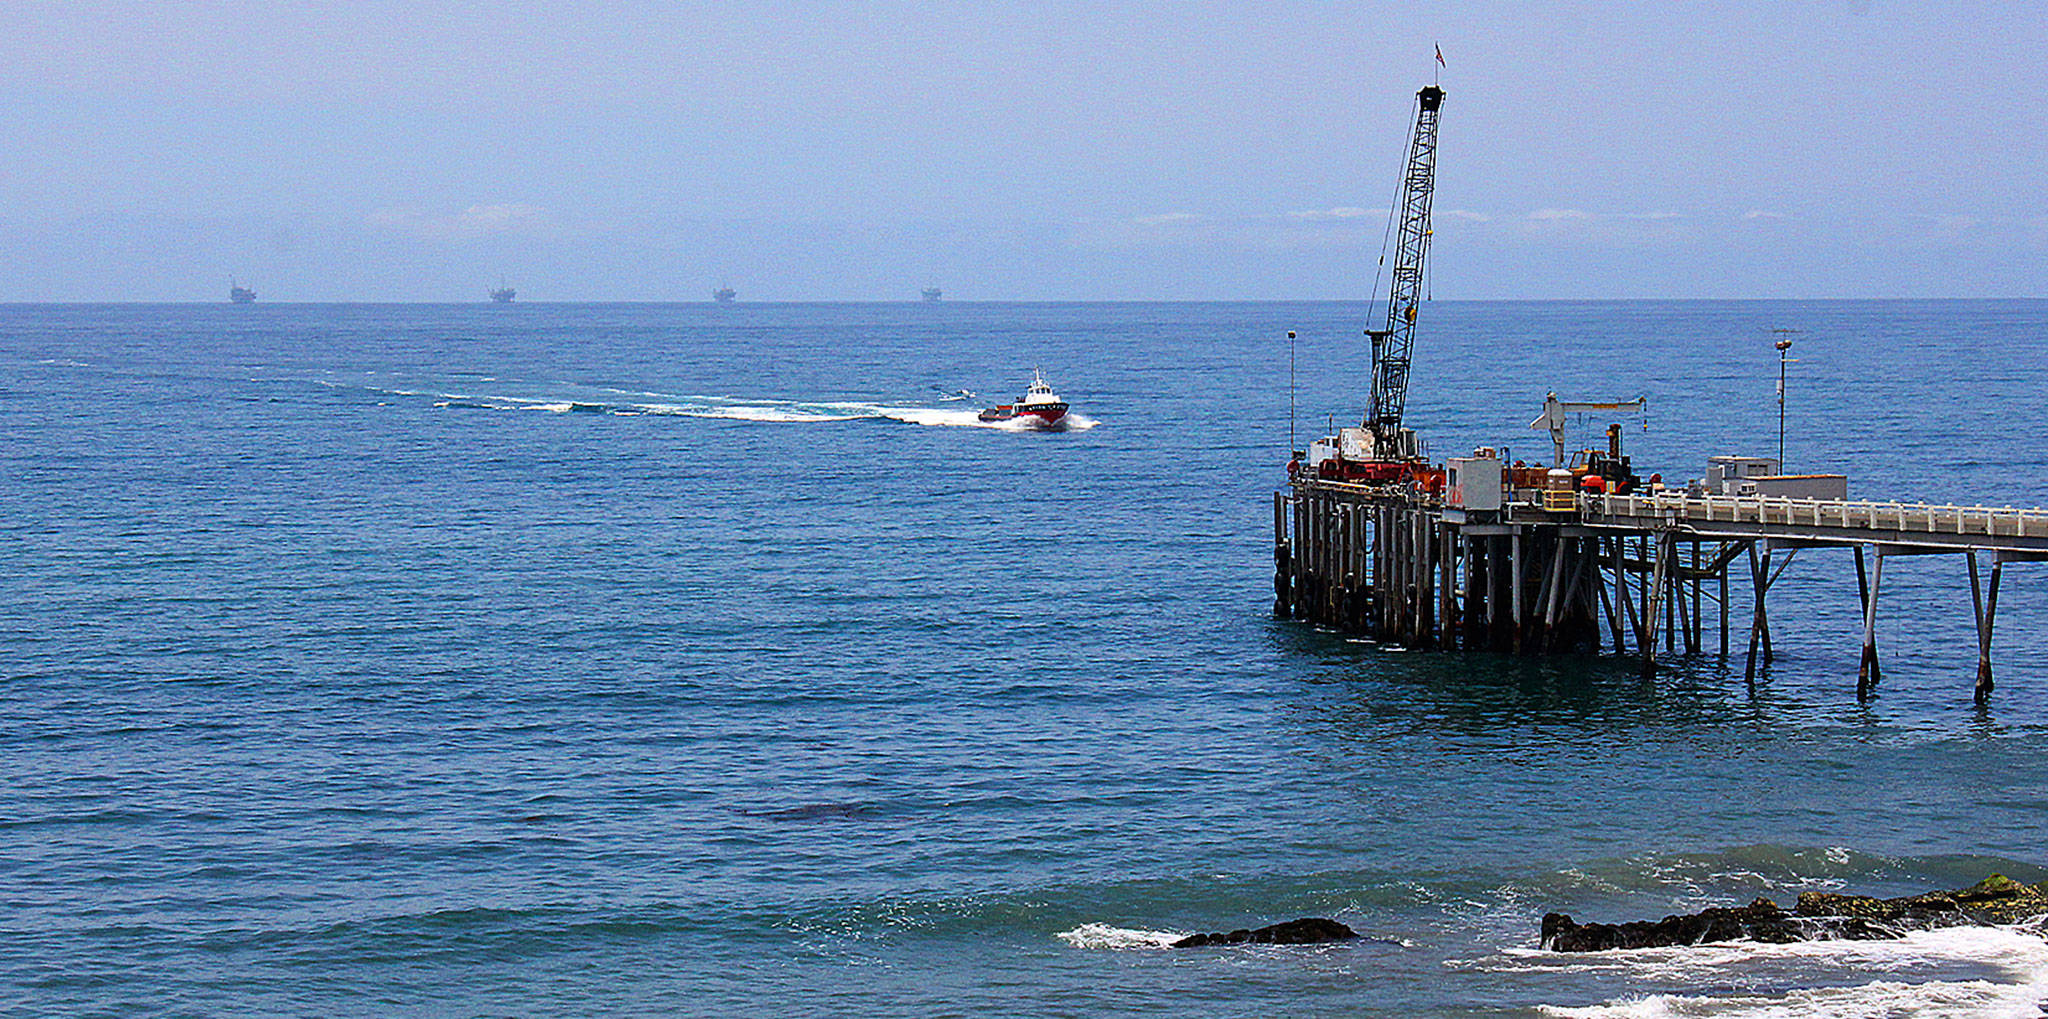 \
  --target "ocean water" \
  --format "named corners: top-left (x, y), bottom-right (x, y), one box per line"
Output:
top-left (3, 299), bottom-right (2047, 1017)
